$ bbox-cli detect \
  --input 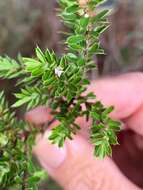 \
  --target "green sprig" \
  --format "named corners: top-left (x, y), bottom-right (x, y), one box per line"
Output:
top-left (0, 0), bottom-right (120, 189)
